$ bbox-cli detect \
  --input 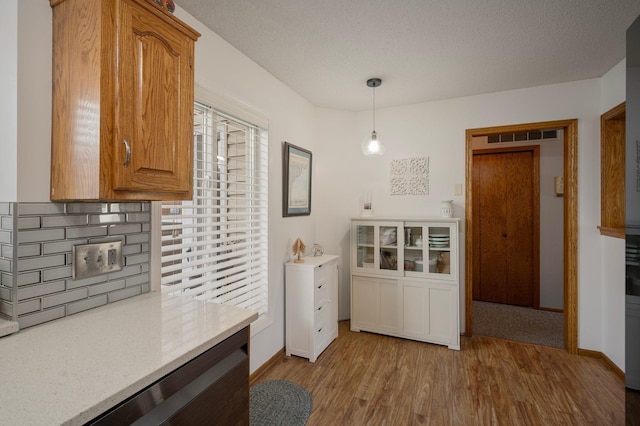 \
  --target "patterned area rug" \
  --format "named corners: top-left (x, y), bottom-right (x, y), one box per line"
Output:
top-left (250, 380), bottom-right (313, 426)
top-left (473, 300), bottom-right (564, 348)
